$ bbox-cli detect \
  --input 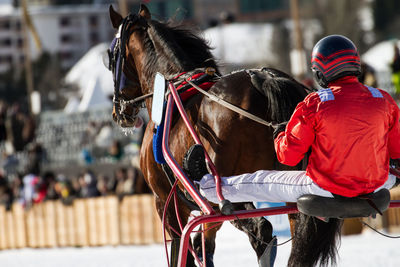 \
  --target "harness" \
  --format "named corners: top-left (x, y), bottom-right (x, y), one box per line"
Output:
top-left (152, 68), bottom-right (217, 165)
